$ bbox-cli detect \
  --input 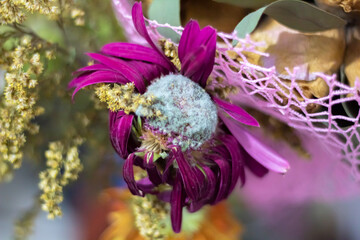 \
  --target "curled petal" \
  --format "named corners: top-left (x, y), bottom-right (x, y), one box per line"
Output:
top-left (219, 135), bottom-right (245, 190)
top-left (109, 111), bottom-right (133, 158)
top-left (214, 98), bottom-right (259, 127)
top-left (71, 71), bottom-right (128, 100)
top-left (170, 146), bottom-right (205, 201)
top-left (123, 153), bottom-right (143, 196)
top-left (214, 158), bottom-right (231, 203)
top-left (220, 113), bottom-right (290, 173)
top-left (202, 166), bottom-right (217, 203)
top-left (131, 2), bottom-right (176, 72)
top-left (170, 172), bottom-right (184, 233)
